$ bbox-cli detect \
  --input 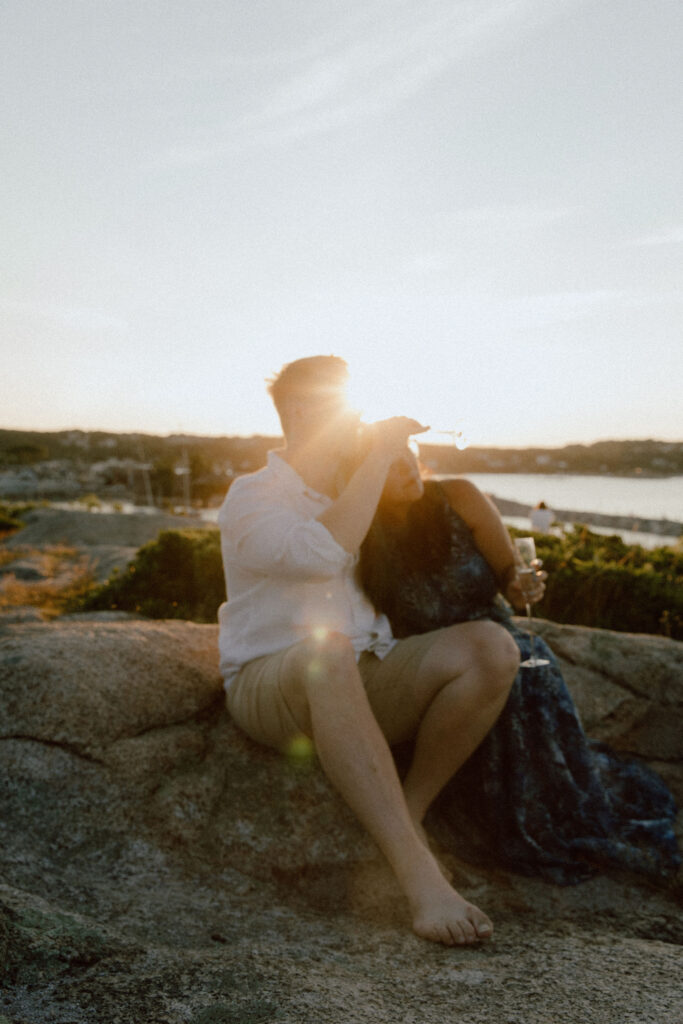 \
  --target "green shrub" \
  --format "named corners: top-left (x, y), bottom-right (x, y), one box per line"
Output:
top-left (512, 525), bottom-right (683, 640)
top-left (0, 502), bottom-right (35, 534)
top-left (75, 523), bottom-right (682, 639)
top-left (78, 528), bottom-right (225, 622)
top-left (0, 511), bottom-right (21, 533)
